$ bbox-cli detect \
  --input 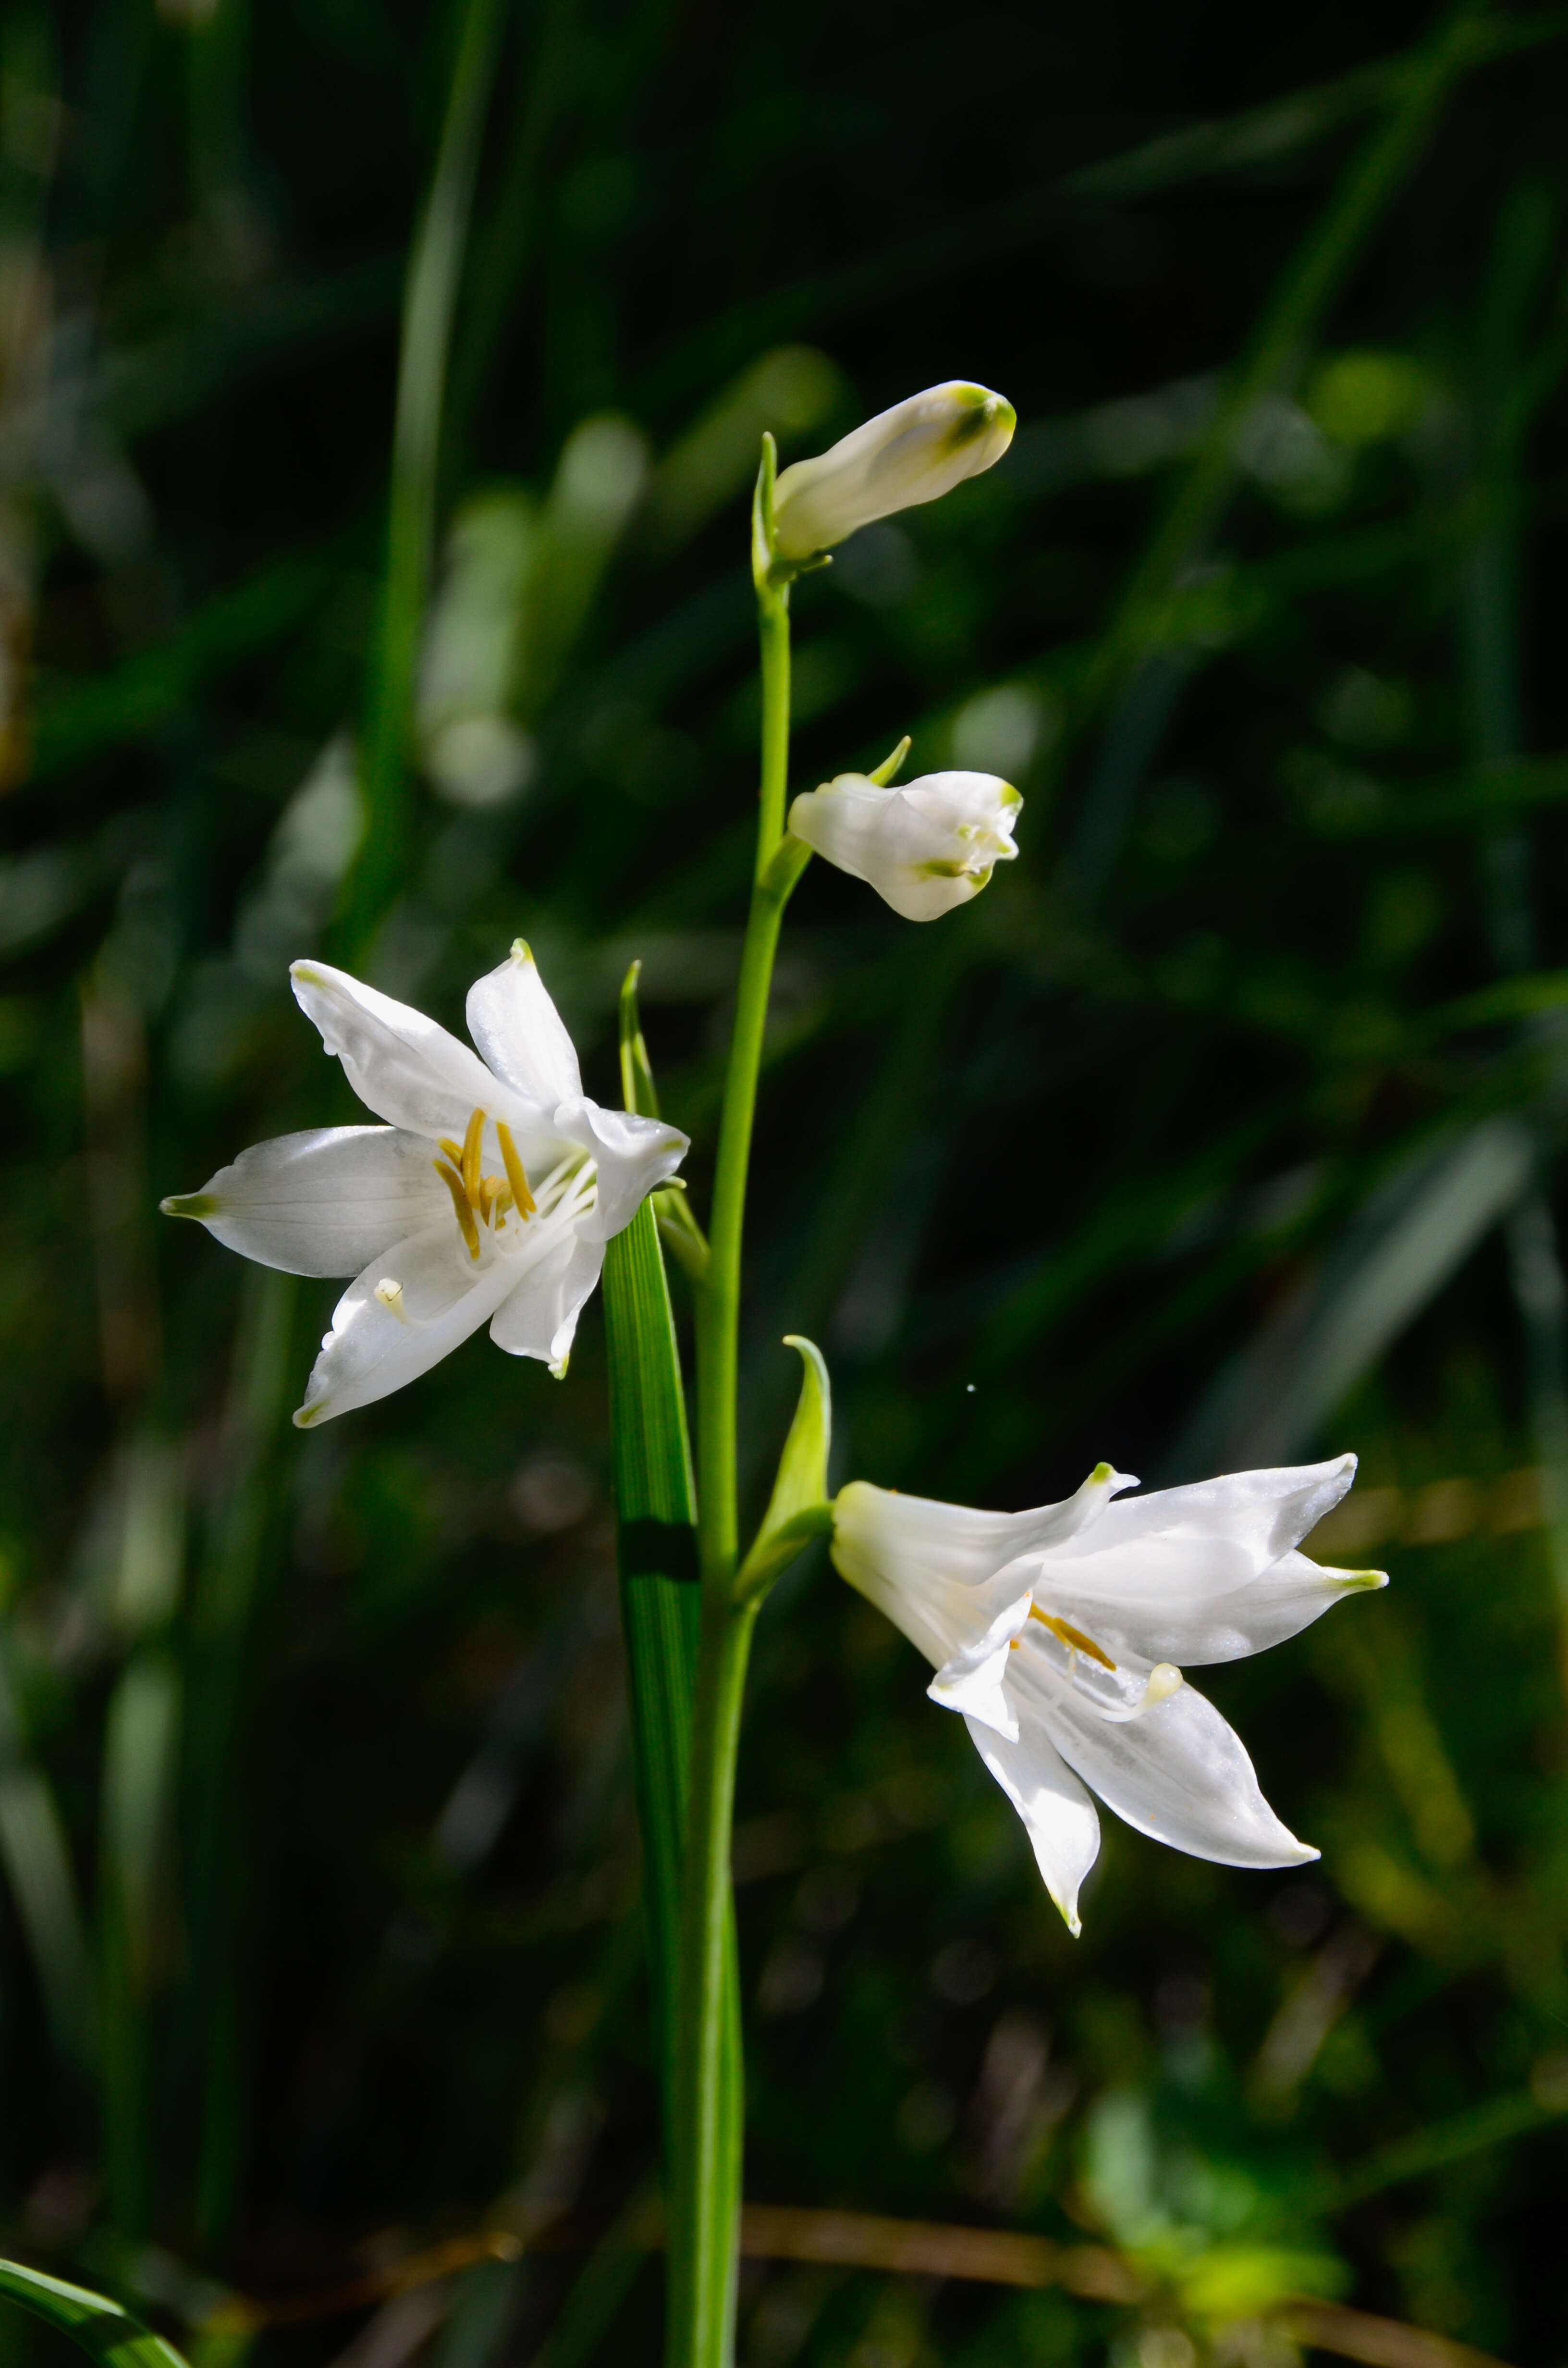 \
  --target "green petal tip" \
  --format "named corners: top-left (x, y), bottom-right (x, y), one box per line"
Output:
top-left (161, 1193), bottom-right (219, 1220)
